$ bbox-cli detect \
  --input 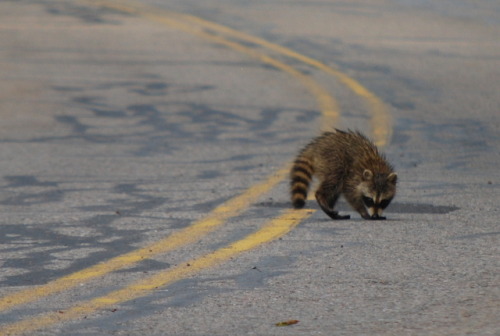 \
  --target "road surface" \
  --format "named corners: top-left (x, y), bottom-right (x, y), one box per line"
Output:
top-left (0, 0), bottom-right (498, 335)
